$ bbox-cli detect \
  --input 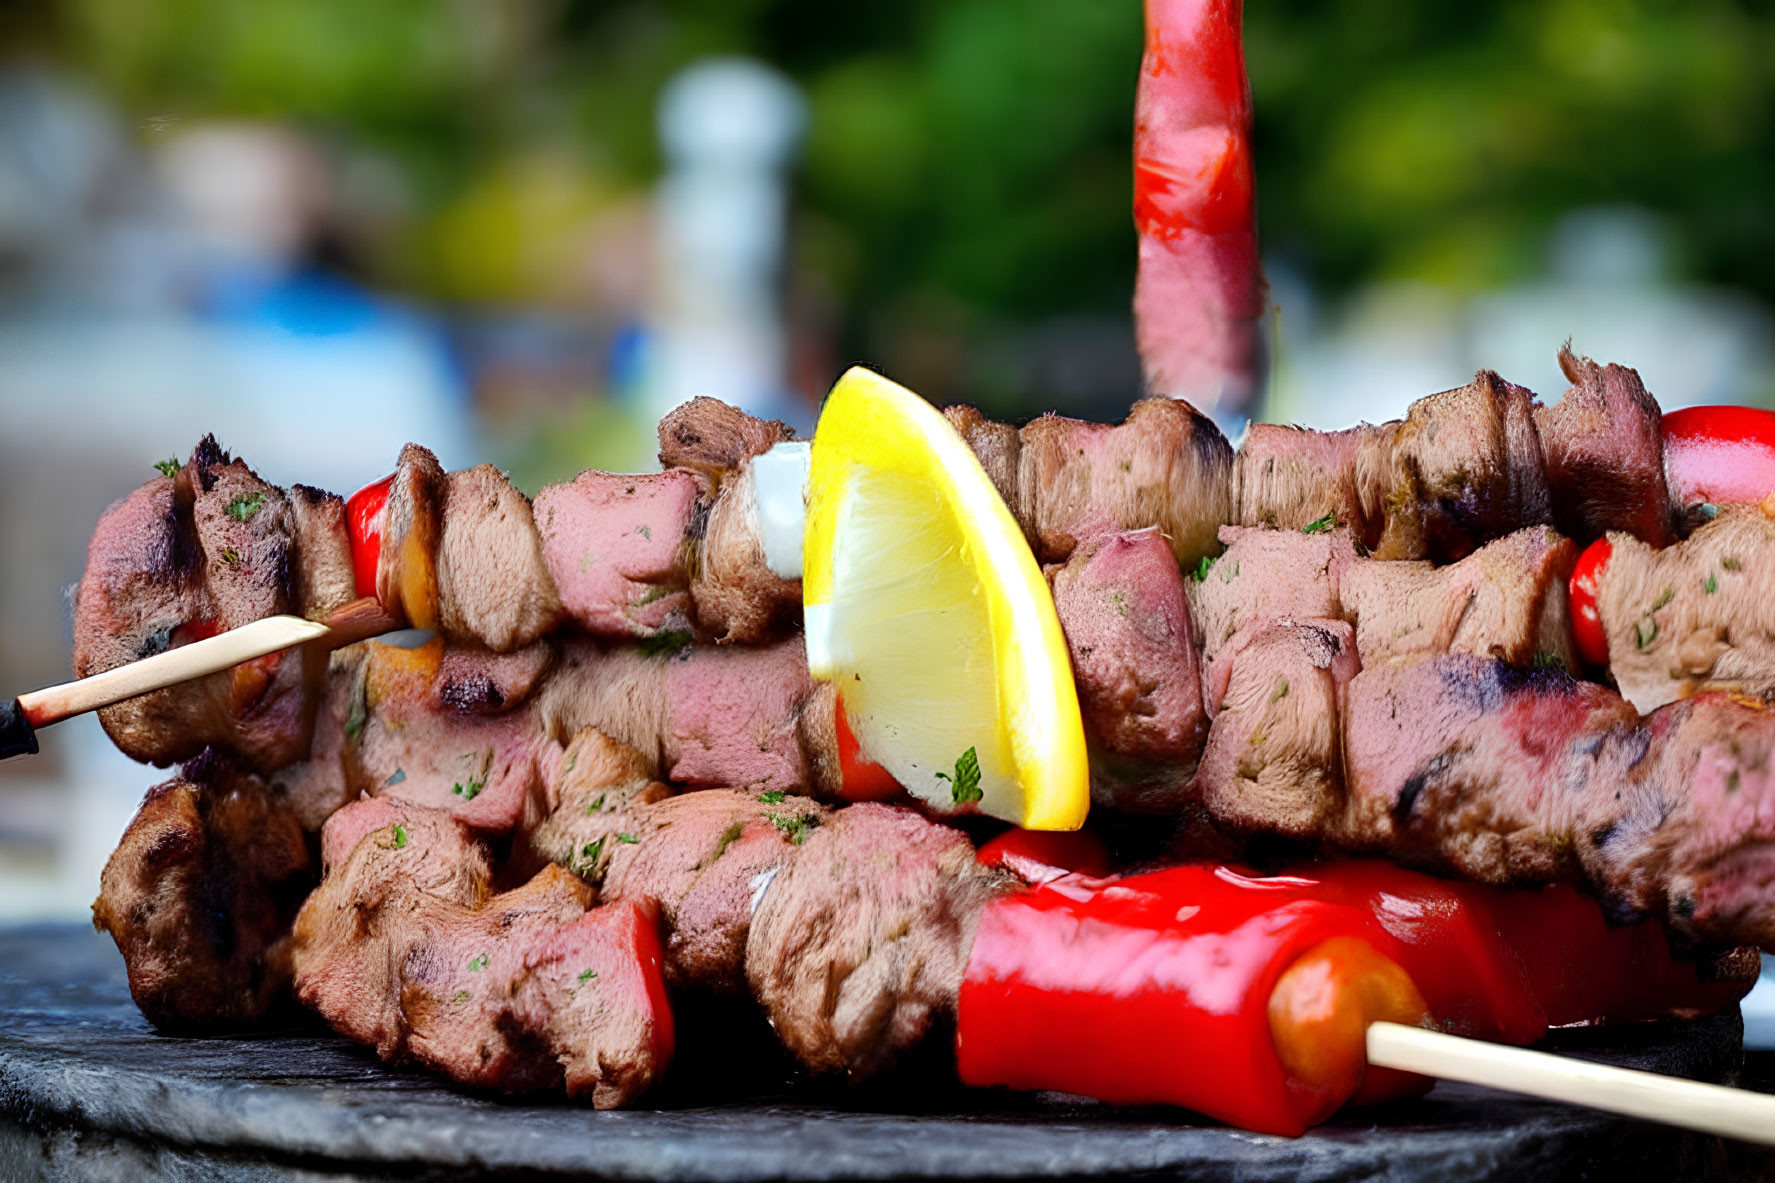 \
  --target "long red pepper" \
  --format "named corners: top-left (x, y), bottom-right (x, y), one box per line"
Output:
top-left (1133, 0), bottom-right (1266, 419)
top-left (956, 861), bottom-right (1748, 1136)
